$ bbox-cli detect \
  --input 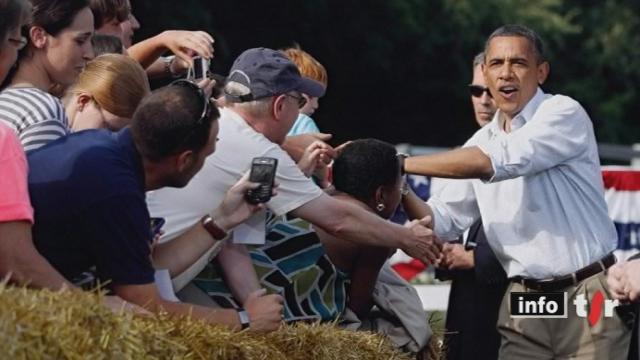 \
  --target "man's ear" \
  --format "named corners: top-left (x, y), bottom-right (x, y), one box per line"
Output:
top-left (272, 95), bottom-right (287, 121)
top-left (537, 61), bottom-right (550, 85)
top-left (29, 26), bottom-right (49, 49)
top-left (75, 93), bottom-right (92, 112)
top-left (175, 150), bottom-right (195, 172)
